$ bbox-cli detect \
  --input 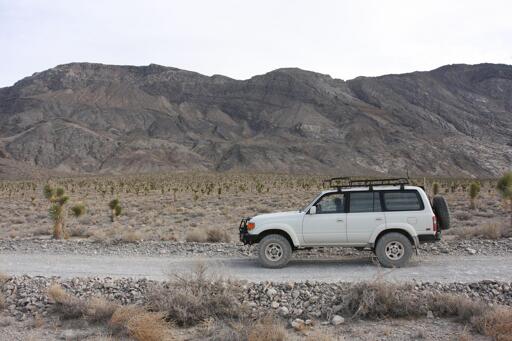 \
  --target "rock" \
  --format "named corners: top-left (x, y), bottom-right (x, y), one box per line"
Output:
top-left (427, 310), bottom-right (434, 319)
top-left (266, 288), bottom-right (278, 298)
top-left (58, 330), bottom-right (95, 340)
top-left (331, 315), bottom-right (345, 325)
top-left (271, 301), bottom-right (279, 308)
top-left (466, 248), bottom-right (477, 255)
top-left (278, 306), bottom-right (289, 317)
top-left (291, 318), bottom-right (305, 331)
